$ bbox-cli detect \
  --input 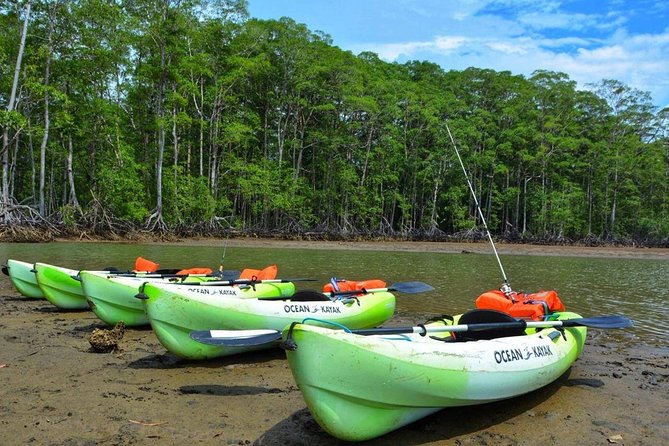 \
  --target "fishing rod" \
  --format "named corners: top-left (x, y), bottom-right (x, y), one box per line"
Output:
top-left (445, 122), bottom-right (512, 294)
top-left (219, 238), bottom-right (228, 273)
